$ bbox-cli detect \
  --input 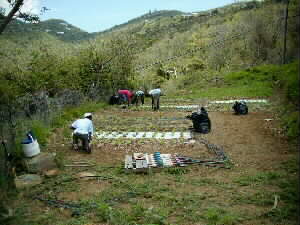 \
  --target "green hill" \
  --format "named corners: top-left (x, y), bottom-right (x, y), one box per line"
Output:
top-left (0, 18), bottom-right (93, 42)
top-left (0, 1), bottom-right (263, 43)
